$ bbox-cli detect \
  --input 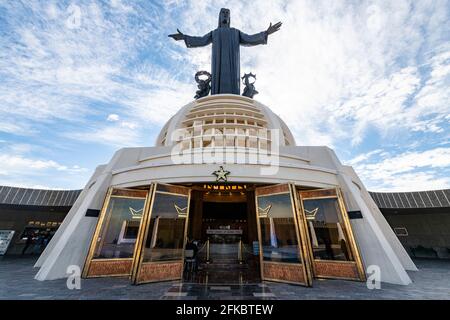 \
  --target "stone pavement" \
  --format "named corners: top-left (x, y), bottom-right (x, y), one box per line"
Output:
top-left (0, 256), bottom-right (449, 300)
